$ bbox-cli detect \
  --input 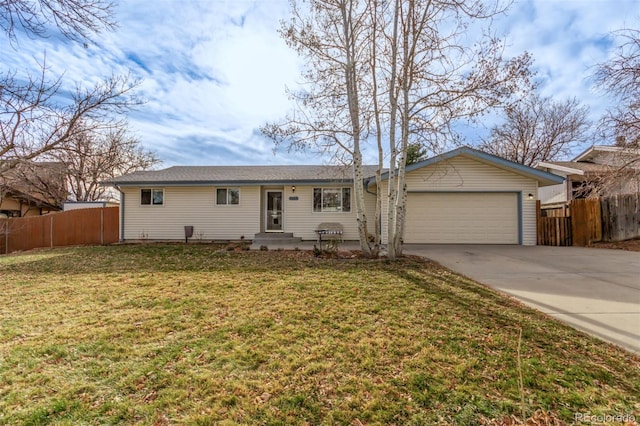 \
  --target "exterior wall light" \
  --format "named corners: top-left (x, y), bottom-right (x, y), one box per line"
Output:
top-left (291, 185), bottom-right (296, 193)
top-left (528, 193), bottom-right (534, 200)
